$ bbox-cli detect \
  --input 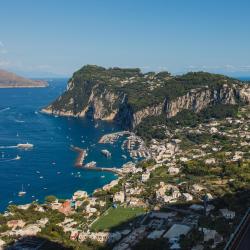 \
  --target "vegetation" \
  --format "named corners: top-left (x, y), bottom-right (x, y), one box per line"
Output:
top-left (136, 104), bottom-right (239, 140)
top-left (49, 65), bottom-right (242, 118)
